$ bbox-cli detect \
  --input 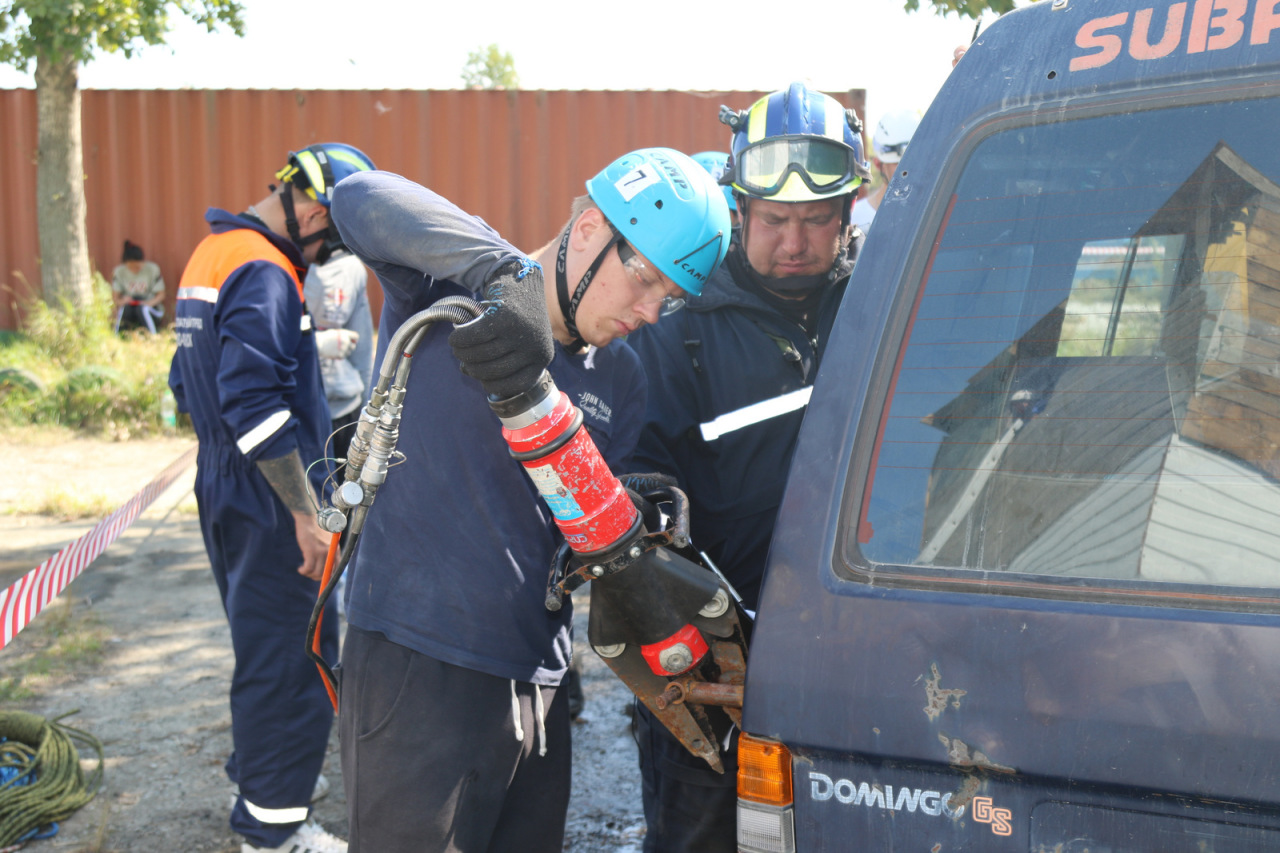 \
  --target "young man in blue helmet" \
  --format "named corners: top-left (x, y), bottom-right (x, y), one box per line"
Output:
top-left (168, 142), bottom-right (377, 853)
top-left (328, 147), bottom-right (730, 852)
top-left (626, 84), bottom-right (872, 852)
